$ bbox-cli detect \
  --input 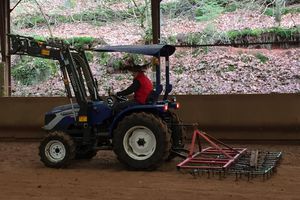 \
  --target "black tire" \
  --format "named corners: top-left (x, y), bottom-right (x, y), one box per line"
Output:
top-left (113, 112), bottom-right (171, 170)
top-left (75, 145), bottom-right (97, 160)
top-left (39, 131), bottom-right (76, 168)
